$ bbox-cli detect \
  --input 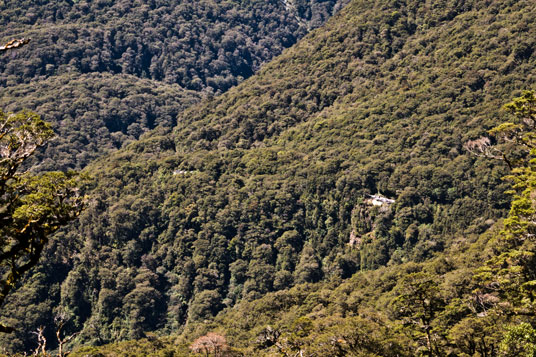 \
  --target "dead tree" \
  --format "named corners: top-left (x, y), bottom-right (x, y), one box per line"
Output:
top-left (32, 326), bottom-right (47, 356)
top-left (55, 312), bottom-right (80, 357)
